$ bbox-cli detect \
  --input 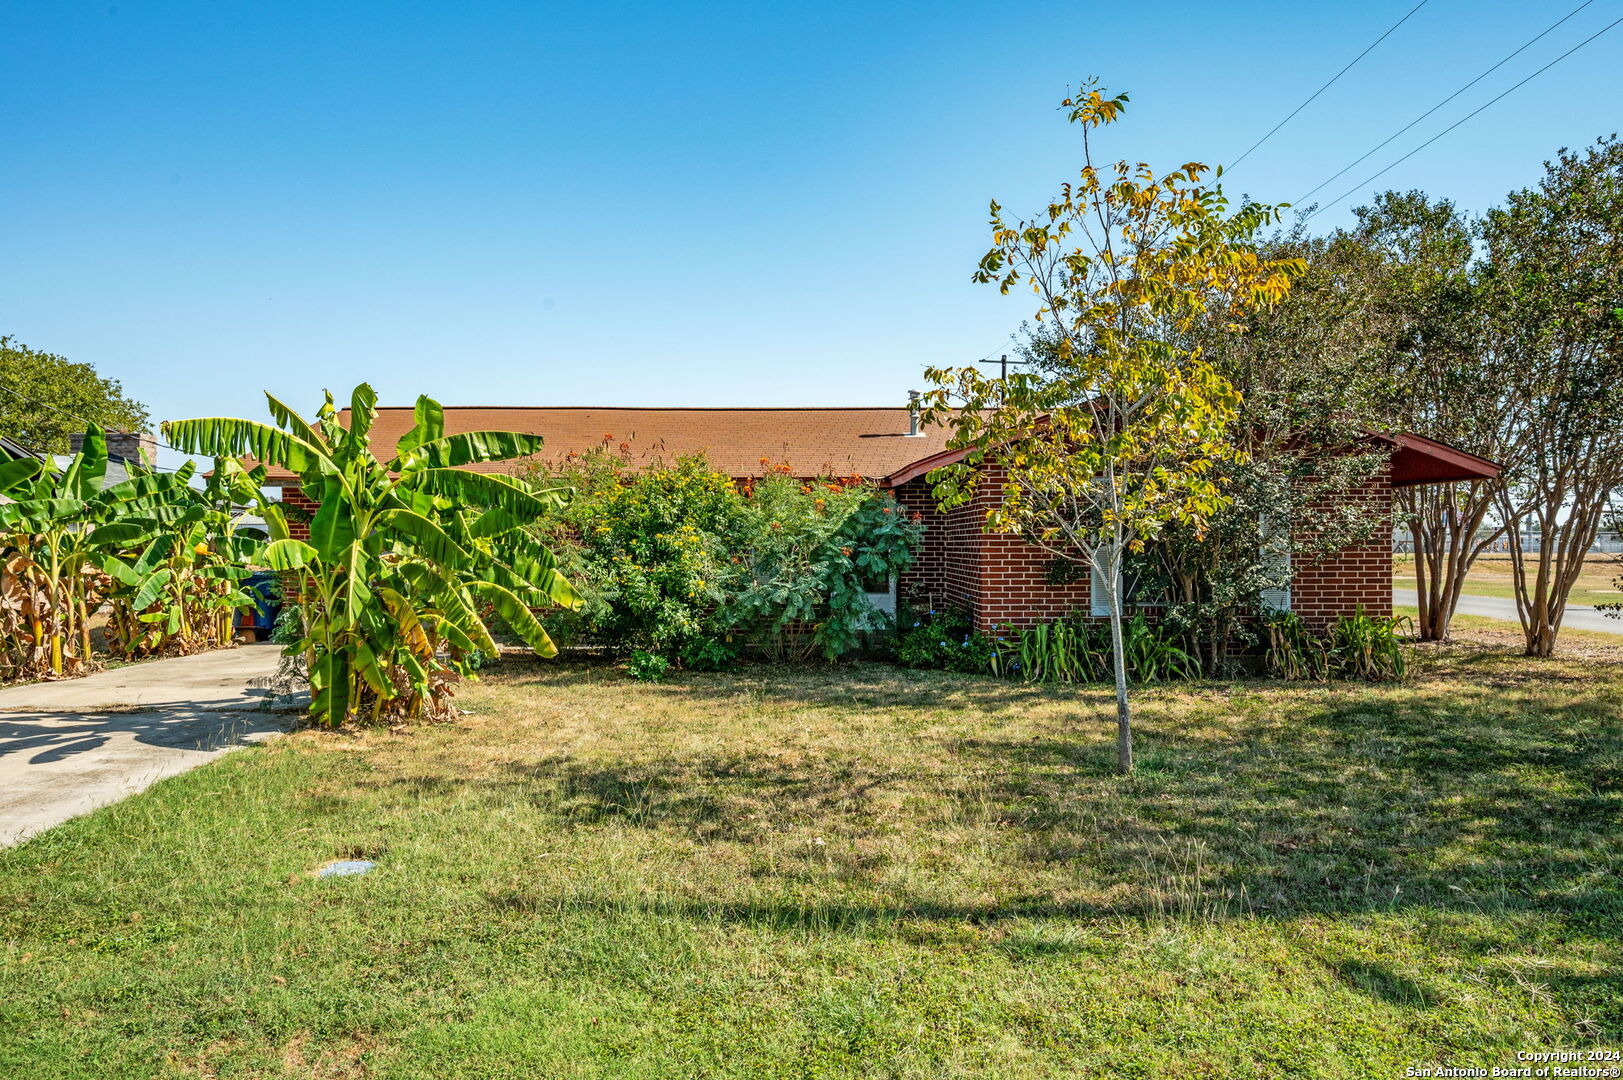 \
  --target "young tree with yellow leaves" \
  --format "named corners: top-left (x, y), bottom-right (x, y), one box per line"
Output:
top-left (921, 84), bottom-right (1301, 773)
